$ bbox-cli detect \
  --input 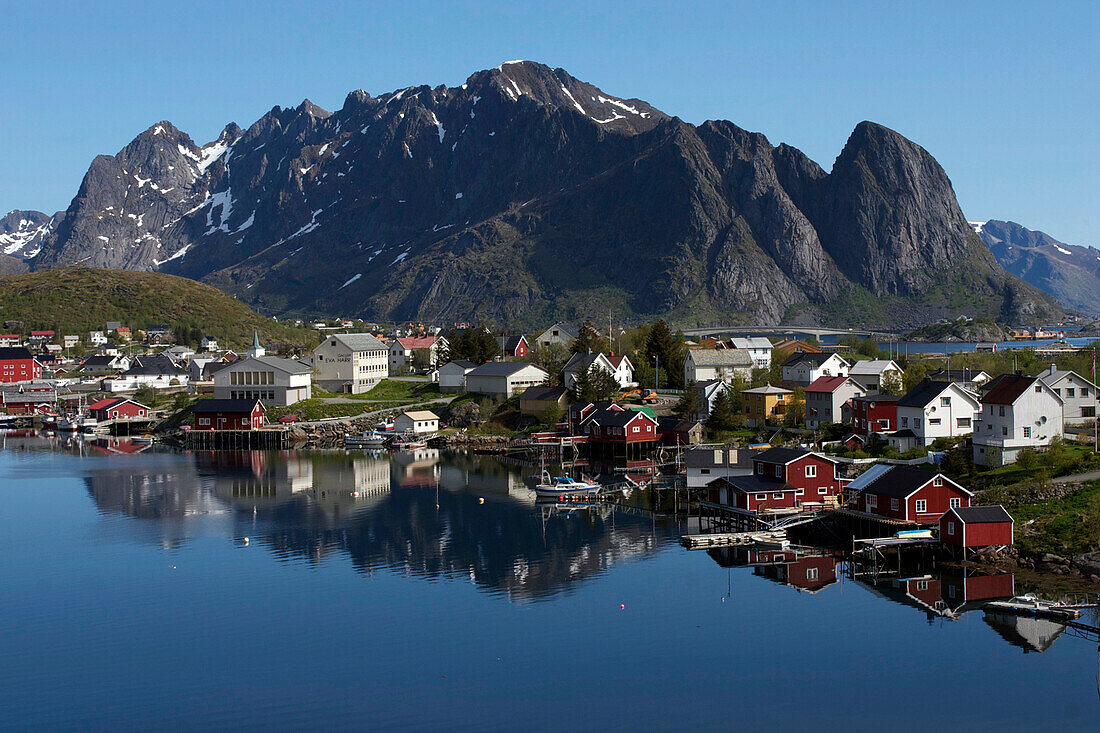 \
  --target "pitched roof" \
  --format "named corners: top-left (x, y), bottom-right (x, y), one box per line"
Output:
top-left (844, 464), bottom-right (894, 493)
top-left (688, 348), bottom-right (753, 367)
top-left (742, 384), bottom-right (793, 395)
top-left (401, 410), bottom-right (439, 421)
top-left (539, 322), bottom-right (579, 339)
top-left (467, 361), bottom-right (546, 377)
top-left (849, 359), bottom-right (900, 375)
top-left (981, 375), bottom-right (1043, 405)
top-left (520, 385), bottom-right (568, 401)
top-left (858, 465), bottom-right (966, 499)
top-left (0, 346), bottom-right (34, 360)
top-left (851, 393), bottom-right (900, 403)
top-left (1037, 368), bottom-right (1097, 390)
top-left (729, 337), bottom-right (773, 350)
top-left (753, 447), bottom-right (813, 465)
top-left (927, 368), bottom-right (990, 382)
top-left (327, 333), bottom-right (387, 351)
top-left (439, 359), bottom-right (478, 371)
top-left (124, 355), bottom-right (186, 376)
top-left (806, 375), bottom-right (862, 394)
top-left (395, 336), bottom-right (440, 349)
top-left (587, 407), bottom-right (656, 427)
top-left (781, 351), bottom-right (840, 368)
top-left (896, 380), bottom-right (953, 408)
top-left (193, 398), bottom-right (263, 413)
top-left (720, 475), bottom-right (799, 494)
top-left (948, 505), bottom-right (1013, 524)
top-left (229, 356), bottom-right (312, 375)
top-left (496, 335), bottom-right (528, 353)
